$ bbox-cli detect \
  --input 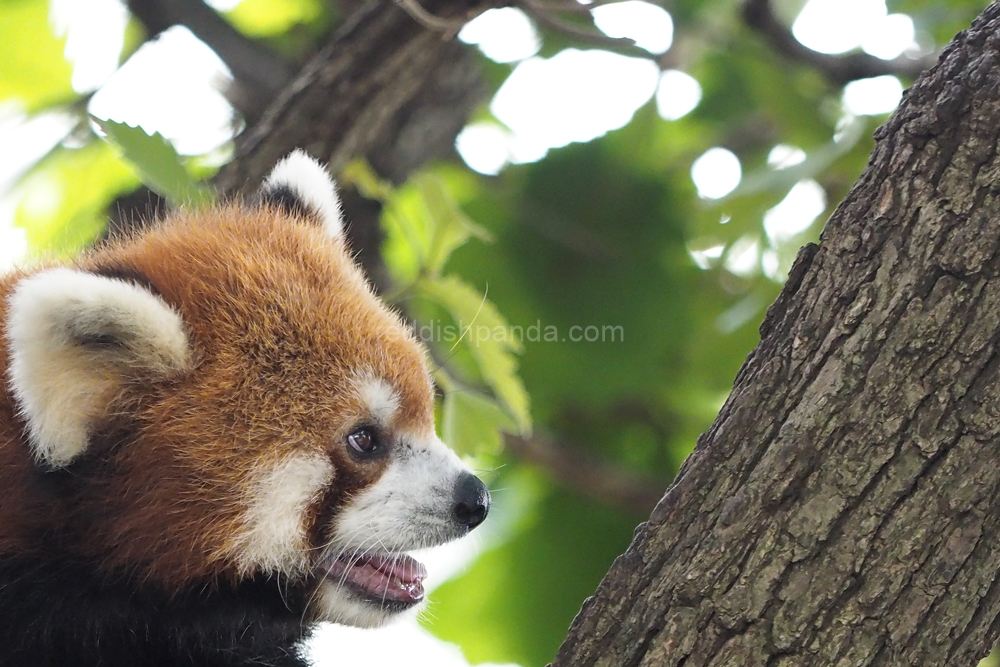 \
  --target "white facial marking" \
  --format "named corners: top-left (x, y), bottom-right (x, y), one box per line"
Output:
top-left (333, 435), bottom-right (468, 555)
top-left (357, 377), bottom-right (400, 428)
top-left (264, 149), bottom-right (345, 239)
top-left (231, 453), bottom-right (333, 576)
top-left (313, 581), bottom-right (416, 628)
top-left (6, 268), bottom-right (191, 467)
top-left (315, 435), bottom-right (472, 626)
